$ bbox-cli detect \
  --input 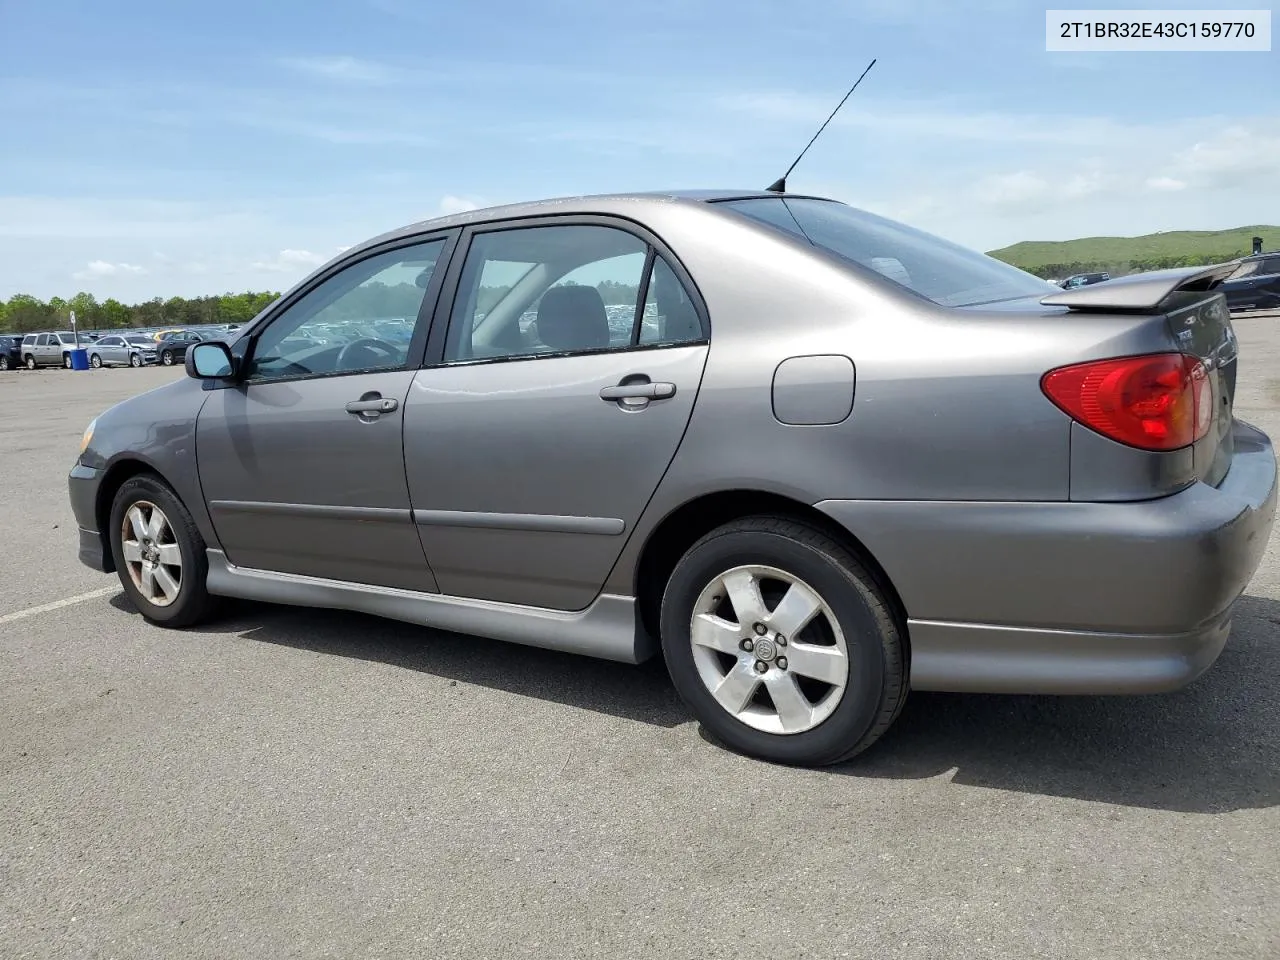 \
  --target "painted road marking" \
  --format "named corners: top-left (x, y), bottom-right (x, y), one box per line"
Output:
top-left (0, 586), bottom-right (118, 626)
